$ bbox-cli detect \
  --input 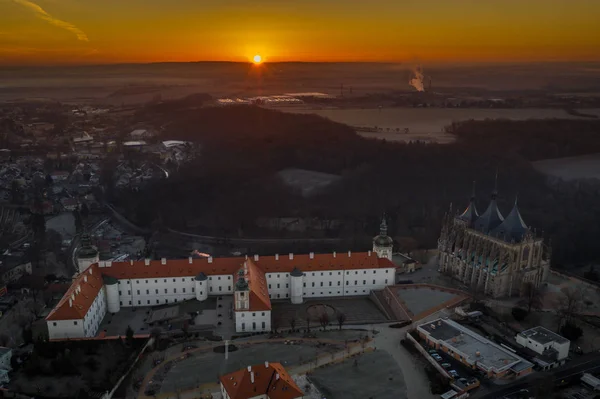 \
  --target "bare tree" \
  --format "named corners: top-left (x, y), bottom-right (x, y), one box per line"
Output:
top-left (272, 316), bottom-right (281, 333)
top-left (520, 282), bottom-right (543, 314)
top-left (289, 315), bottom-right (296, 332)
top-left (556, 287), bottom-right (583, 331)
top-left (336, 312), bottom-right (347, 331)
top-left (318, 312), bottom-right (329, 331)
top-left (305, 314), bottom-right (311, 332)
